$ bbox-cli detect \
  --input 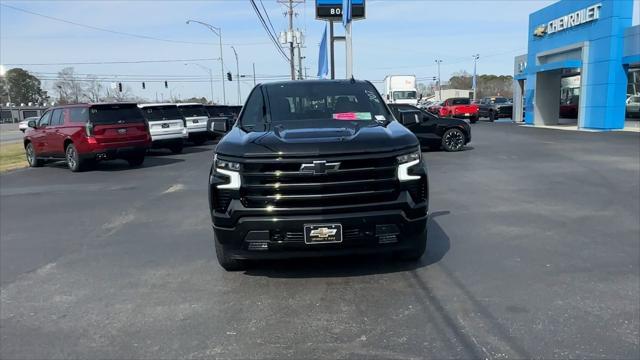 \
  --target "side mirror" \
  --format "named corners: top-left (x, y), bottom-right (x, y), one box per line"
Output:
top-left (386, 94), bottom-right (390, 100)
top-left (27, 120), bottom-right (37, 129)
top-left (399, 110), bottom-right (421, 126)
